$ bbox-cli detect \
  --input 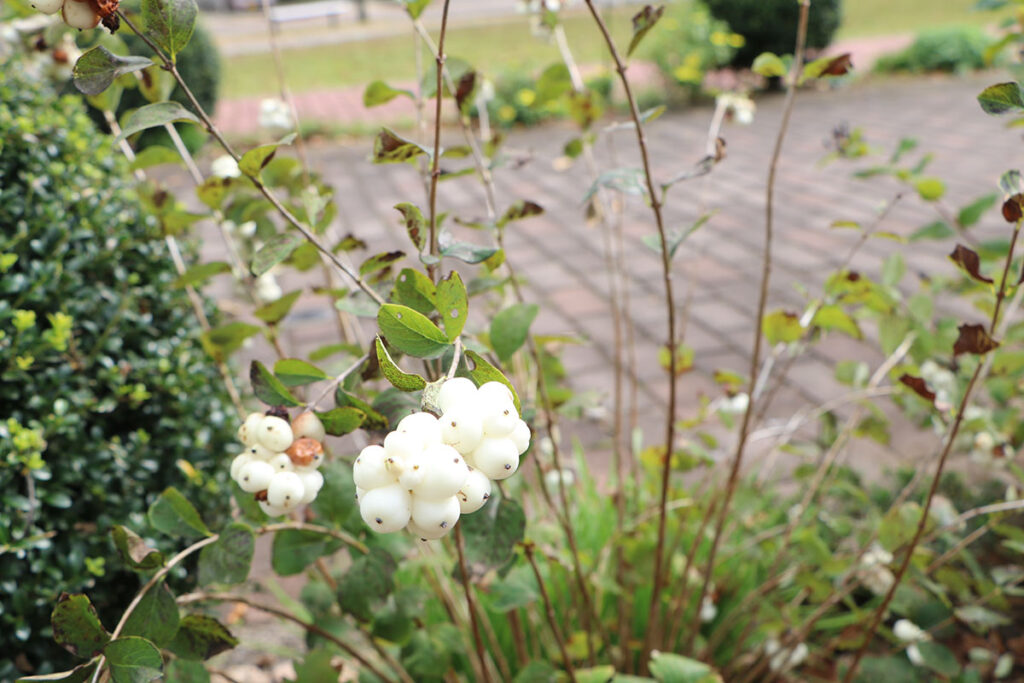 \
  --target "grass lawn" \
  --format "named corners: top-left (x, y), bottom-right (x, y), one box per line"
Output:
top-left (220, 0), bottom-right (1011, 98)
